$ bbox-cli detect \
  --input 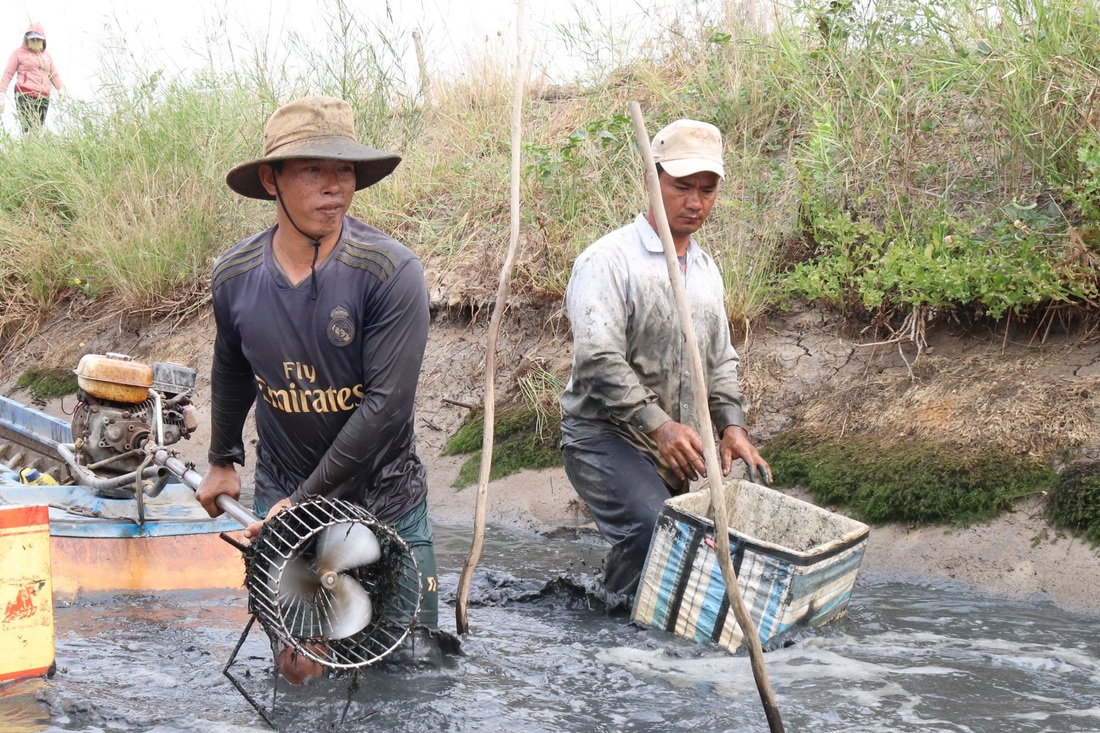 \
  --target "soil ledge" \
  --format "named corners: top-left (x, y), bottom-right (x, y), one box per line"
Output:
top-left (2, 301), bottom-right (1098, 615)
